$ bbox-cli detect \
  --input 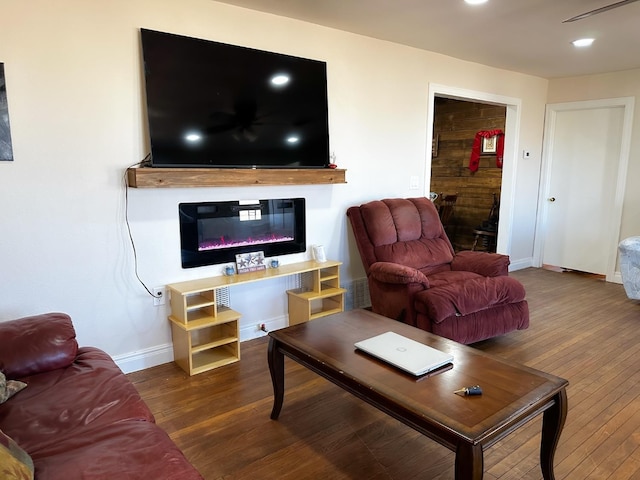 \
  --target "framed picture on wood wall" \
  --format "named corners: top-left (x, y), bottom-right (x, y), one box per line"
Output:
top-left (481, 135), bottom-right (497, 155)
top-left (432, 134), bottom-right (439, 157)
